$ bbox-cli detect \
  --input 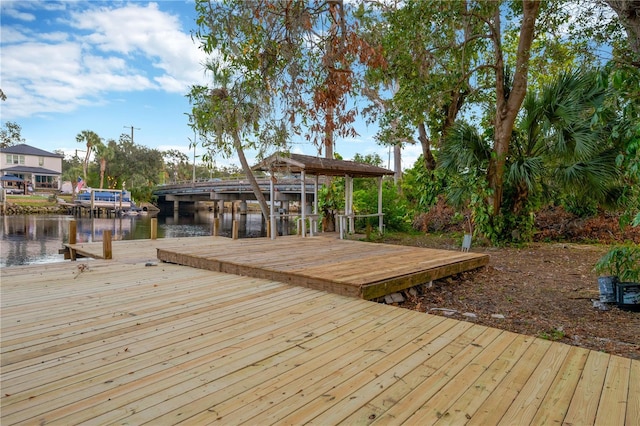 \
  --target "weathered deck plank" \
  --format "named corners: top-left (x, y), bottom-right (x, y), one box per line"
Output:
top-left (2, 237), bottom-right (638, 425)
